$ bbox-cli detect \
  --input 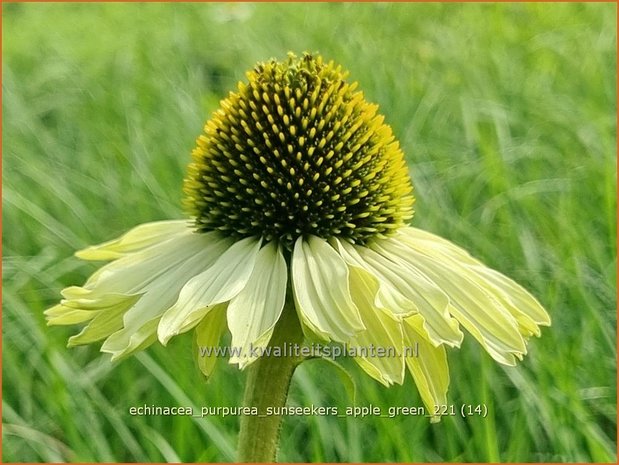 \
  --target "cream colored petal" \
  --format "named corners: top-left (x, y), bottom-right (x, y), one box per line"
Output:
top-left (60, 286), bottom-right (95, 300)
top-left (47, 290), bottom-right (139, 341)
top-left (100, 234), bottom-right (231, 360)
top-left (76, 220), bottom-right (190, 260)
top-left (157, 237), bottom-right (262, 345)
top-left (67, 301), bottom-right (130, 347)
top-left (401, 227), bottom-right (479, 263)
top-left (227, 242), bottom-right (287, 369)
top-left (404, 315), bottom-right (450, 423)
top-left (45, 304), bottom-right (97, 325)
top-left (469, 266), bottom-right (551, 332)
top-left (388, 230), bottom-right (527, 365)
top-left (166, 306), bottom-right (212, 338)
top-left (292, 236), bottom-right (364, 342)
top-left (360, 242), bottom-right (464, 348)
top-left (347, 266), bottom-right (405, 386)
top-left (401, 227), bottom-right (551, 331)
top-left (60, 292), bottom-right (138, 311)
top-left (103, 318), bottom-right (160, 362)
top-left (333, 238), bottom-right (417, 317)
top-left (46, 293), bottom-right (139, 345)
top-left (80, 231), bottom-right (229, 298)
top-left (195, 304), bottom-right (228, 378)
